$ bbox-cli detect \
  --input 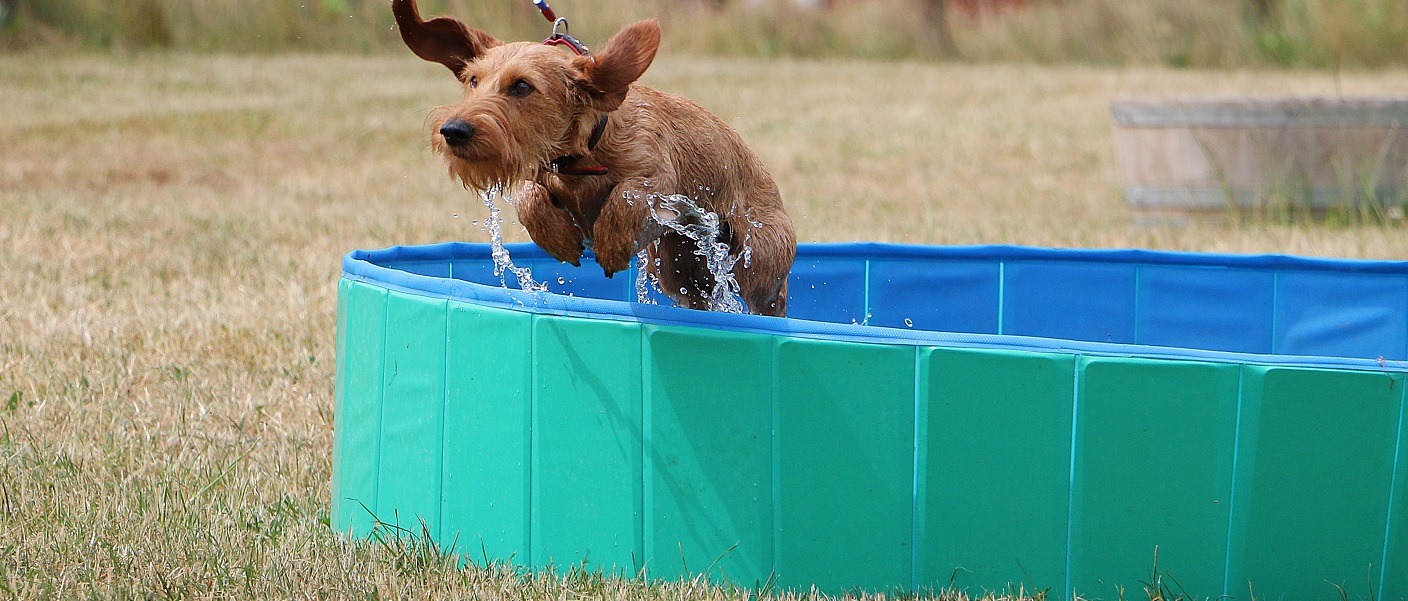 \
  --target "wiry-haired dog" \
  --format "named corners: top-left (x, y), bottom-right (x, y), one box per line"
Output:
top-left (392, 0), bottom-right (795, 316)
